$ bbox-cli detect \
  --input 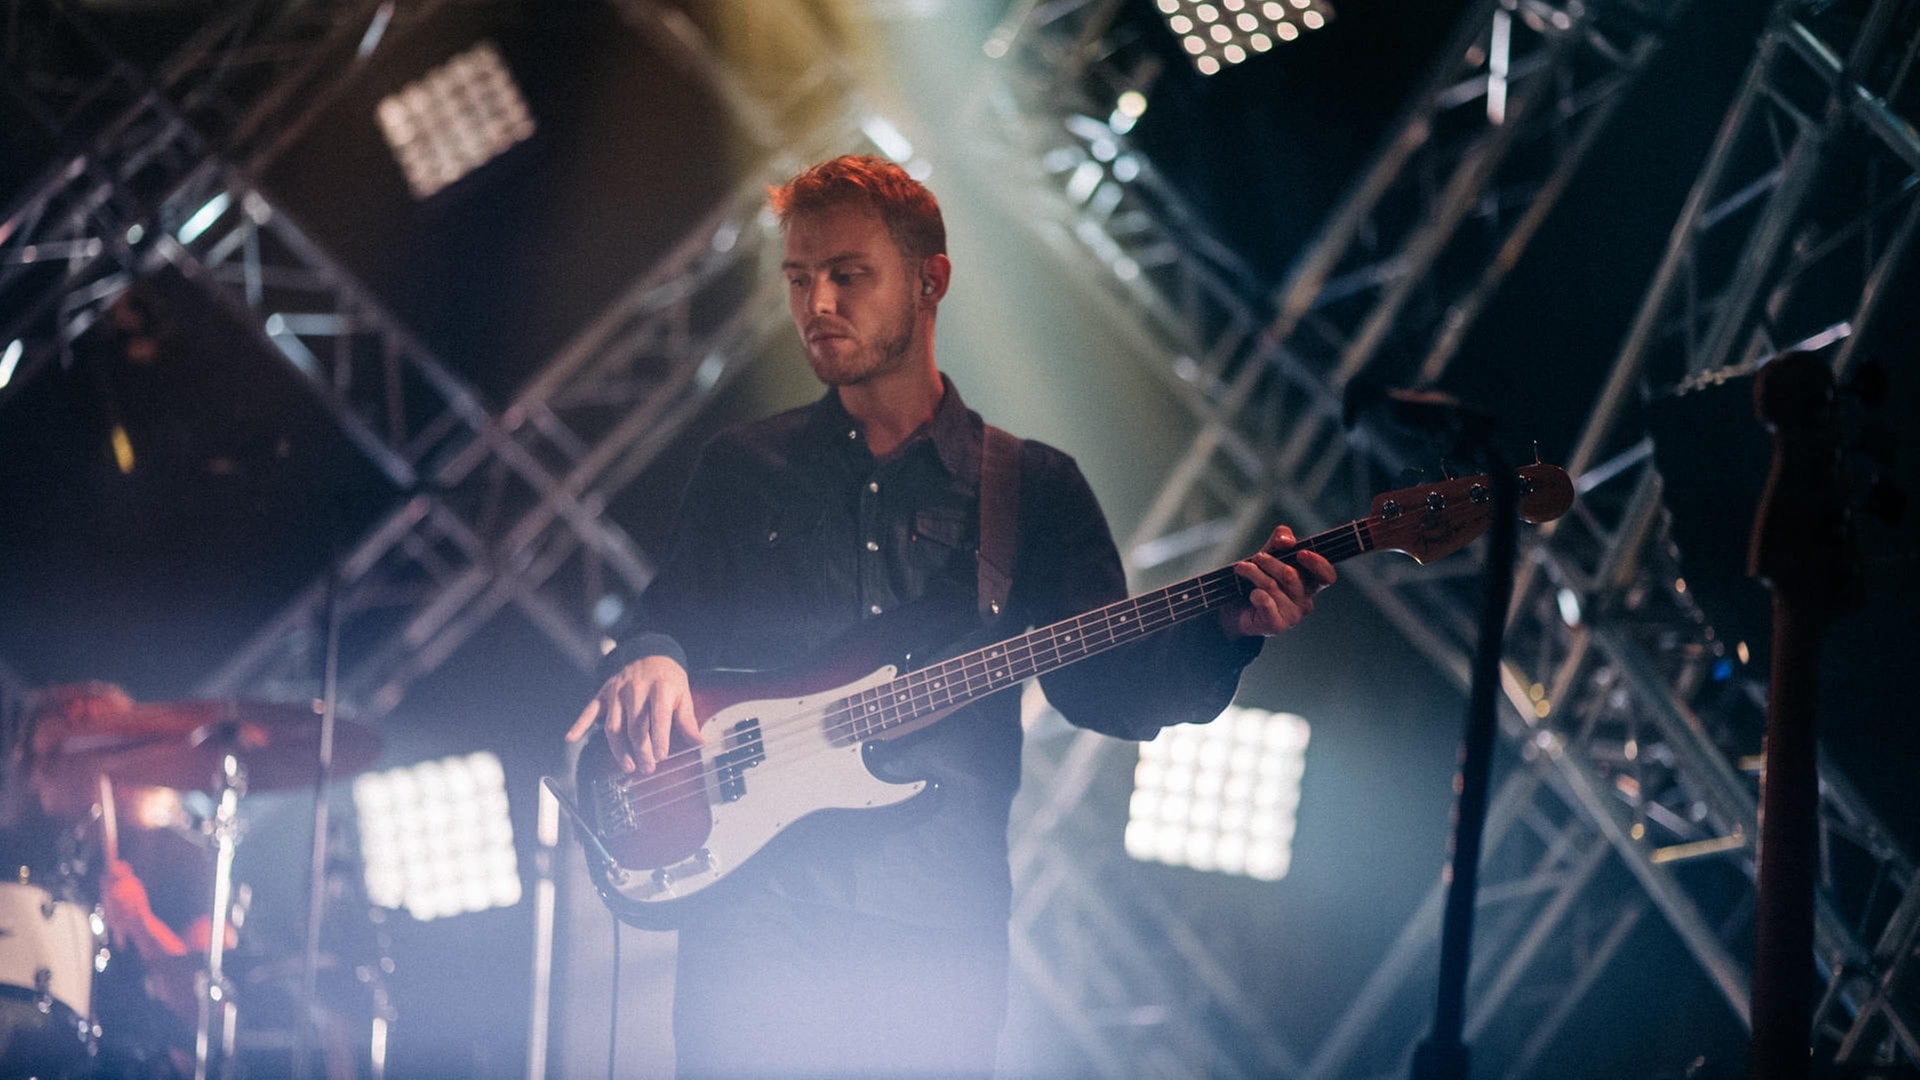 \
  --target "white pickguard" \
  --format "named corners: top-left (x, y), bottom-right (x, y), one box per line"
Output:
top-left (605, 665), bottom-right (925, 908)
